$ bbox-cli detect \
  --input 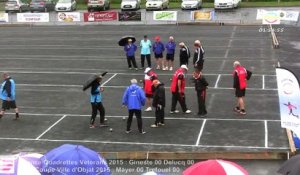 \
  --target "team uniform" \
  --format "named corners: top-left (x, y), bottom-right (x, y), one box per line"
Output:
top-left (233, 66), bottom-right (248, 97)
top-left (179, 45), bottom-right (190, 66)
top-left (144, 71), bottom-right (158, 98)
top-left (165, 41), bottom-right (176, 61)
top-left (194, 73), bottom-right (209, 117)
top-left (140, 39), bottom-right (152, 68)
top-left (124, 43), bottom-right (138, 69)
top-left (89, 81), bottom-right (106, 128)
top-left (170, 68), bottom-right (190, 113)
top-left (193, 46), bottom-right (205, 71)
top-left (153, 41), bottom-right (165, 59)
top-left (152, 82), bottom-right (166, 127)
top-left (0, 77), bottom-right (19, 119)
